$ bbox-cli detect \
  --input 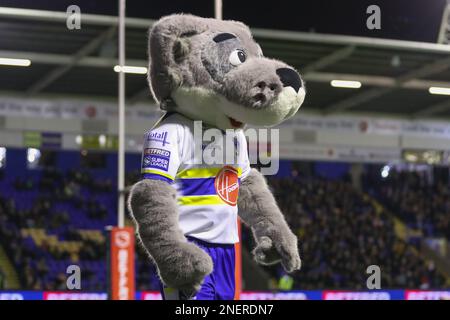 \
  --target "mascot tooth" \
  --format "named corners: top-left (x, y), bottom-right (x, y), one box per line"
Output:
top-left (128, 14), bottom-right (305, 300)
